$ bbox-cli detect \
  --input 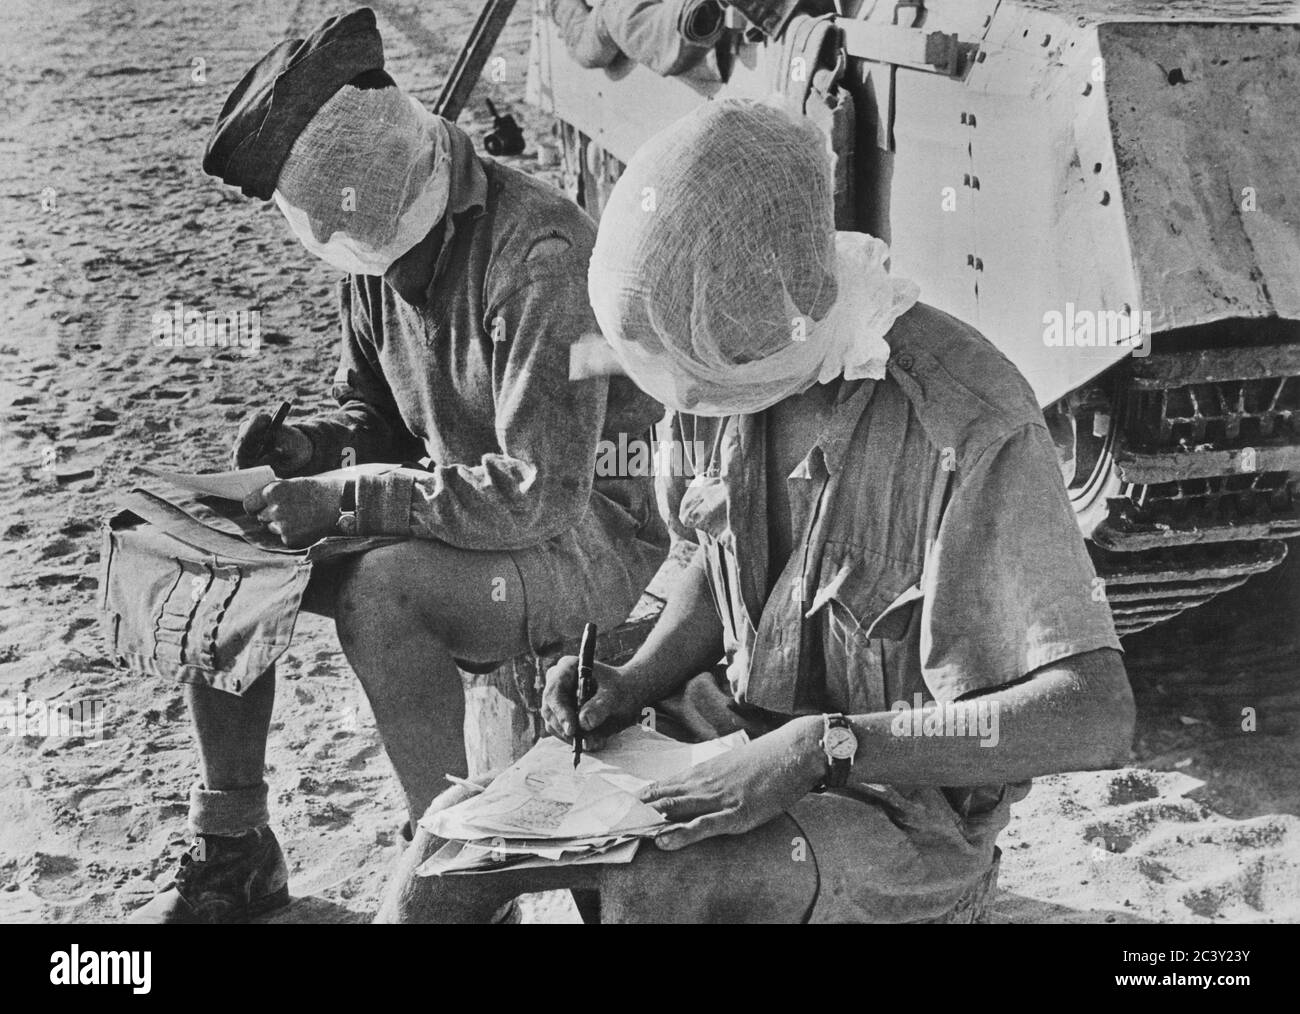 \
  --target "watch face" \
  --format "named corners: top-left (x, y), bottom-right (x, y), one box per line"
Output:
top-left (825, 726), bottom-right (856, 760)
top-left (337, 513), bottom-right (358, 536)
